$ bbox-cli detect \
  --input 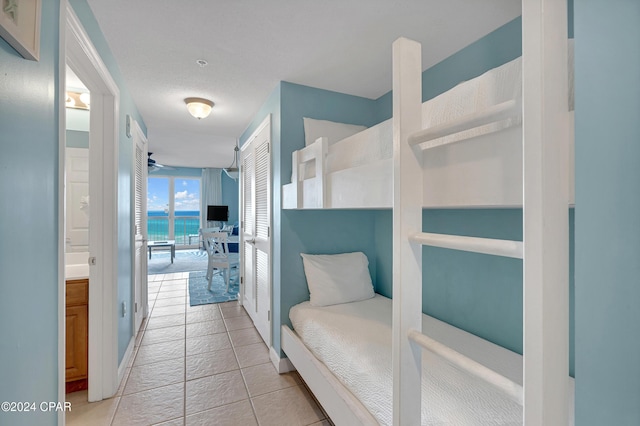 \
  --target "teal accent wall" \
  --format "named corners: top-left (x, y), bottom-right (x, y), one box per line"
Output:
top-left (221, 172), bottom-right (239, 225)
top-left (69, 0), bottom-right (147, 364)
top-left (0, 1), bottom-right (60, 424)
top-left (375, 210), bottom-right (523, 353)
top-left (374, 209), bottom-right (575, 375)
top-left (575, 1), bottom-right (640, 424)
top-left (281, 208), bottom-right (378, 318)
top-left (417, 211), bottom-right (525, 356)
top-left (278, 82), bottom-right (382, 355)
